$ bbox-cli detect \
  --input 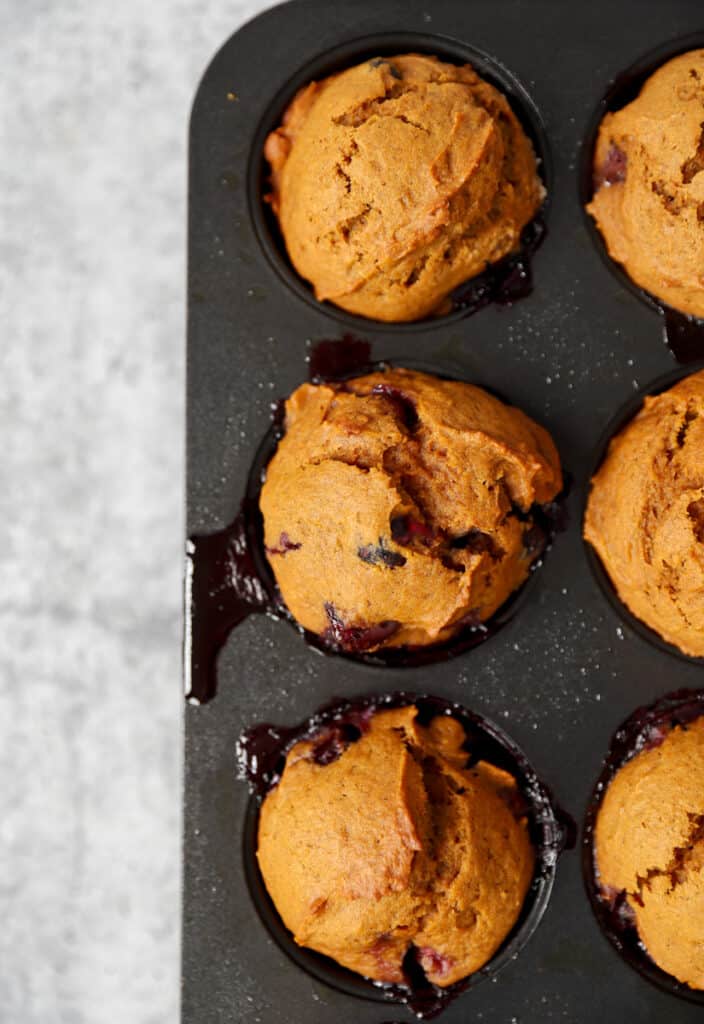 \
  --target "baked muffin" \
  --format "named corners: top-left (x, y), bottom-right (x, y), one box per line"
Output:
top-left (259, 368), bottom-right (562, 653)
top-left (584, 369), bottom-right (704, 658)
top-left (594, 714), bottom-right (704, 989)
top-left (257, 703), bottom-right (535, 986)
top-left (264, 53), bottom-right (543, 321)
top-left (587, 50), bottom-right (704, 318)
